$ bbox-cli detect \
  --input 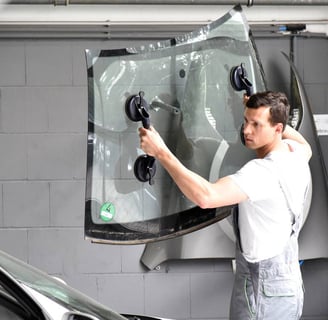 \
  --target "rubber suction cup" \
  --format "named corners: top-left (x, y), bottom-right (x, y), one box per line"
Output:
top-left (134, 154), bottom-right (156, 185)
top-left (125, 91), bottom-right (150, 129)
top-left (230, 63), bottom-right (254, 96)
